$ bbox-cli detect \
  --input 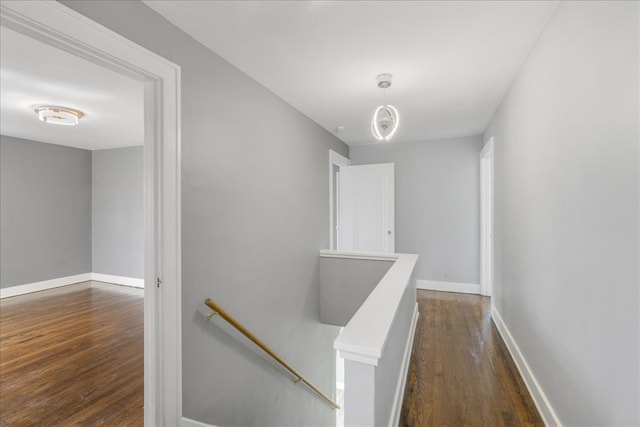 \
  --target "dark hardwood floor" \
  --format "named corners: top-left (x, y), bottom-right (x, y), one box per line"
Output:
top-left (399, 290), bottom-right (543, 427)
top-left (0, 282), bottom-right (144, 426)
top-left (1, 285), bottom-right (542, 426)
